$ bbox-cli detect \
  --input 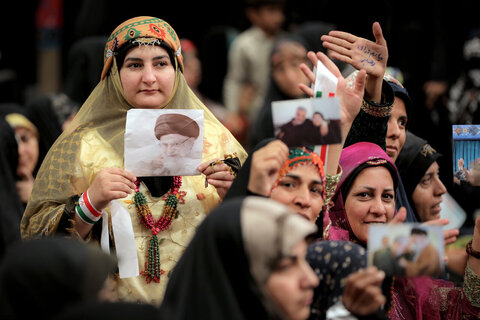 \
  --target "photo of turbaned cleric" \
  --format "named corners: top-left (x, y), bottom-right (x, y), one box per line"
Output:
top-left (124, 109), bottom-right (204, 176)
